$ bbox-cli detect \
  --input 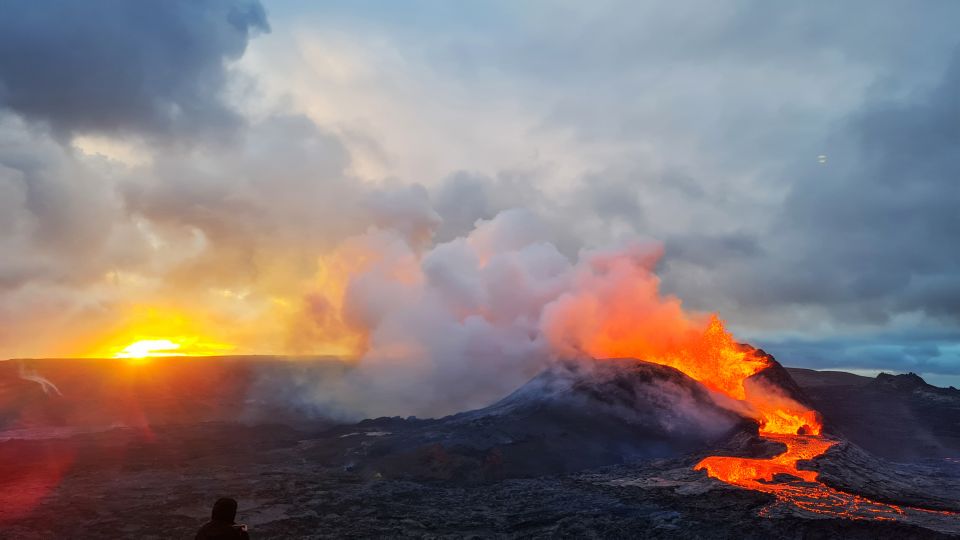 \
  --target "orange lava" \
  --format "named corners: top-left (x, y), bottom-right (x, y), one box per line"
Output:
top-left (697, 434), bottom-right (892, 519)
top-left (581, 313), bottom-right (823, 436)
top-left (550, 253), bottom-right (957, 524)
top-left (696, 434), bottom-right (831, 486)
top-left (544, 248), bottom-right (824, 435)
top-left (696, 434), bottom-right (960, 522)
